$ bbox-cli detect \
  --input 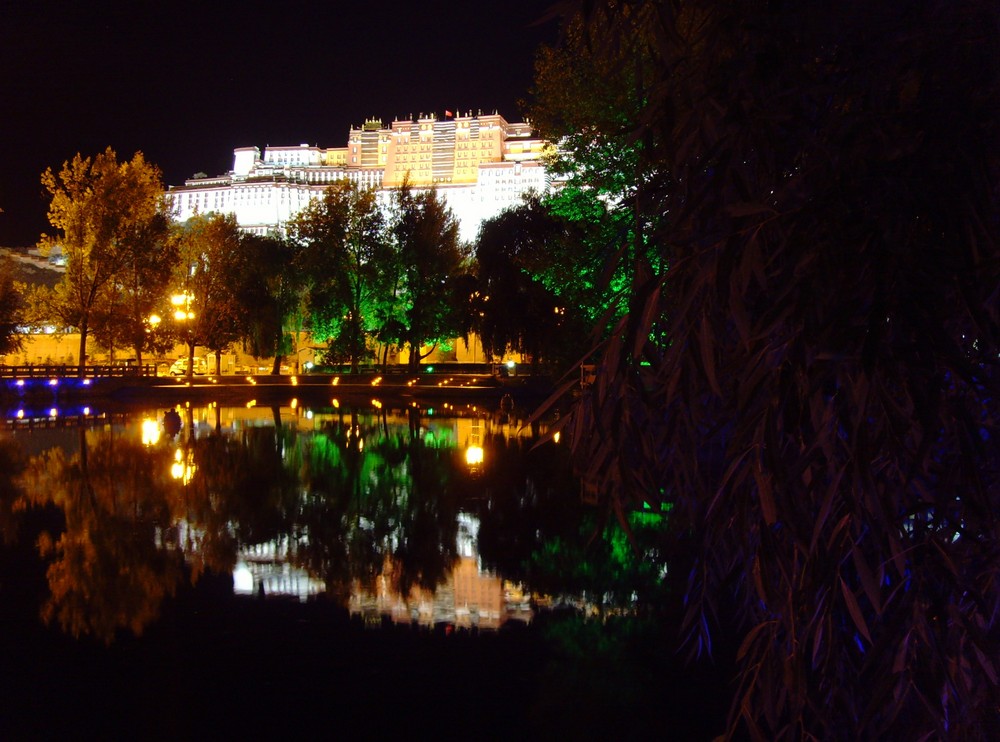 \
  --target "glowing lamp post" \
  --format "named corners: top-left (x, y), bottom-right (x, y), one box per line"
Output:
top-left (172, 292), bottom-right (195, 322)
top-left (171, 292), bottom-right (196, 380)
